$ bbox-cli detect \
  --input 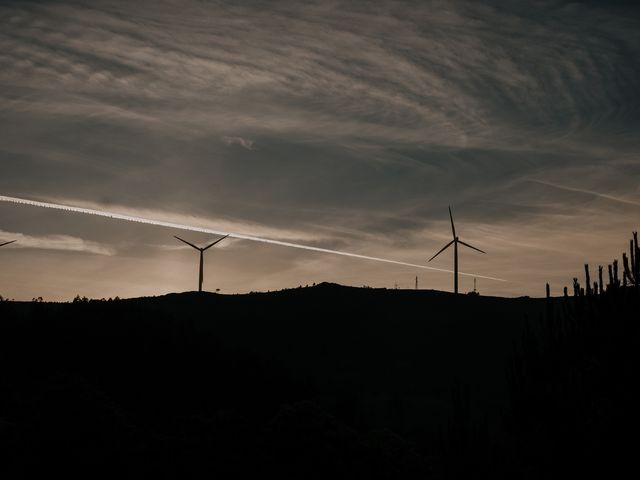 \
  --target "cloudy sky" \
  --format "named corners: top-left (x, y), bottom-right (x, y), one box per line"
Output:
top-left (0, 0), bottom-right (639, 300)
